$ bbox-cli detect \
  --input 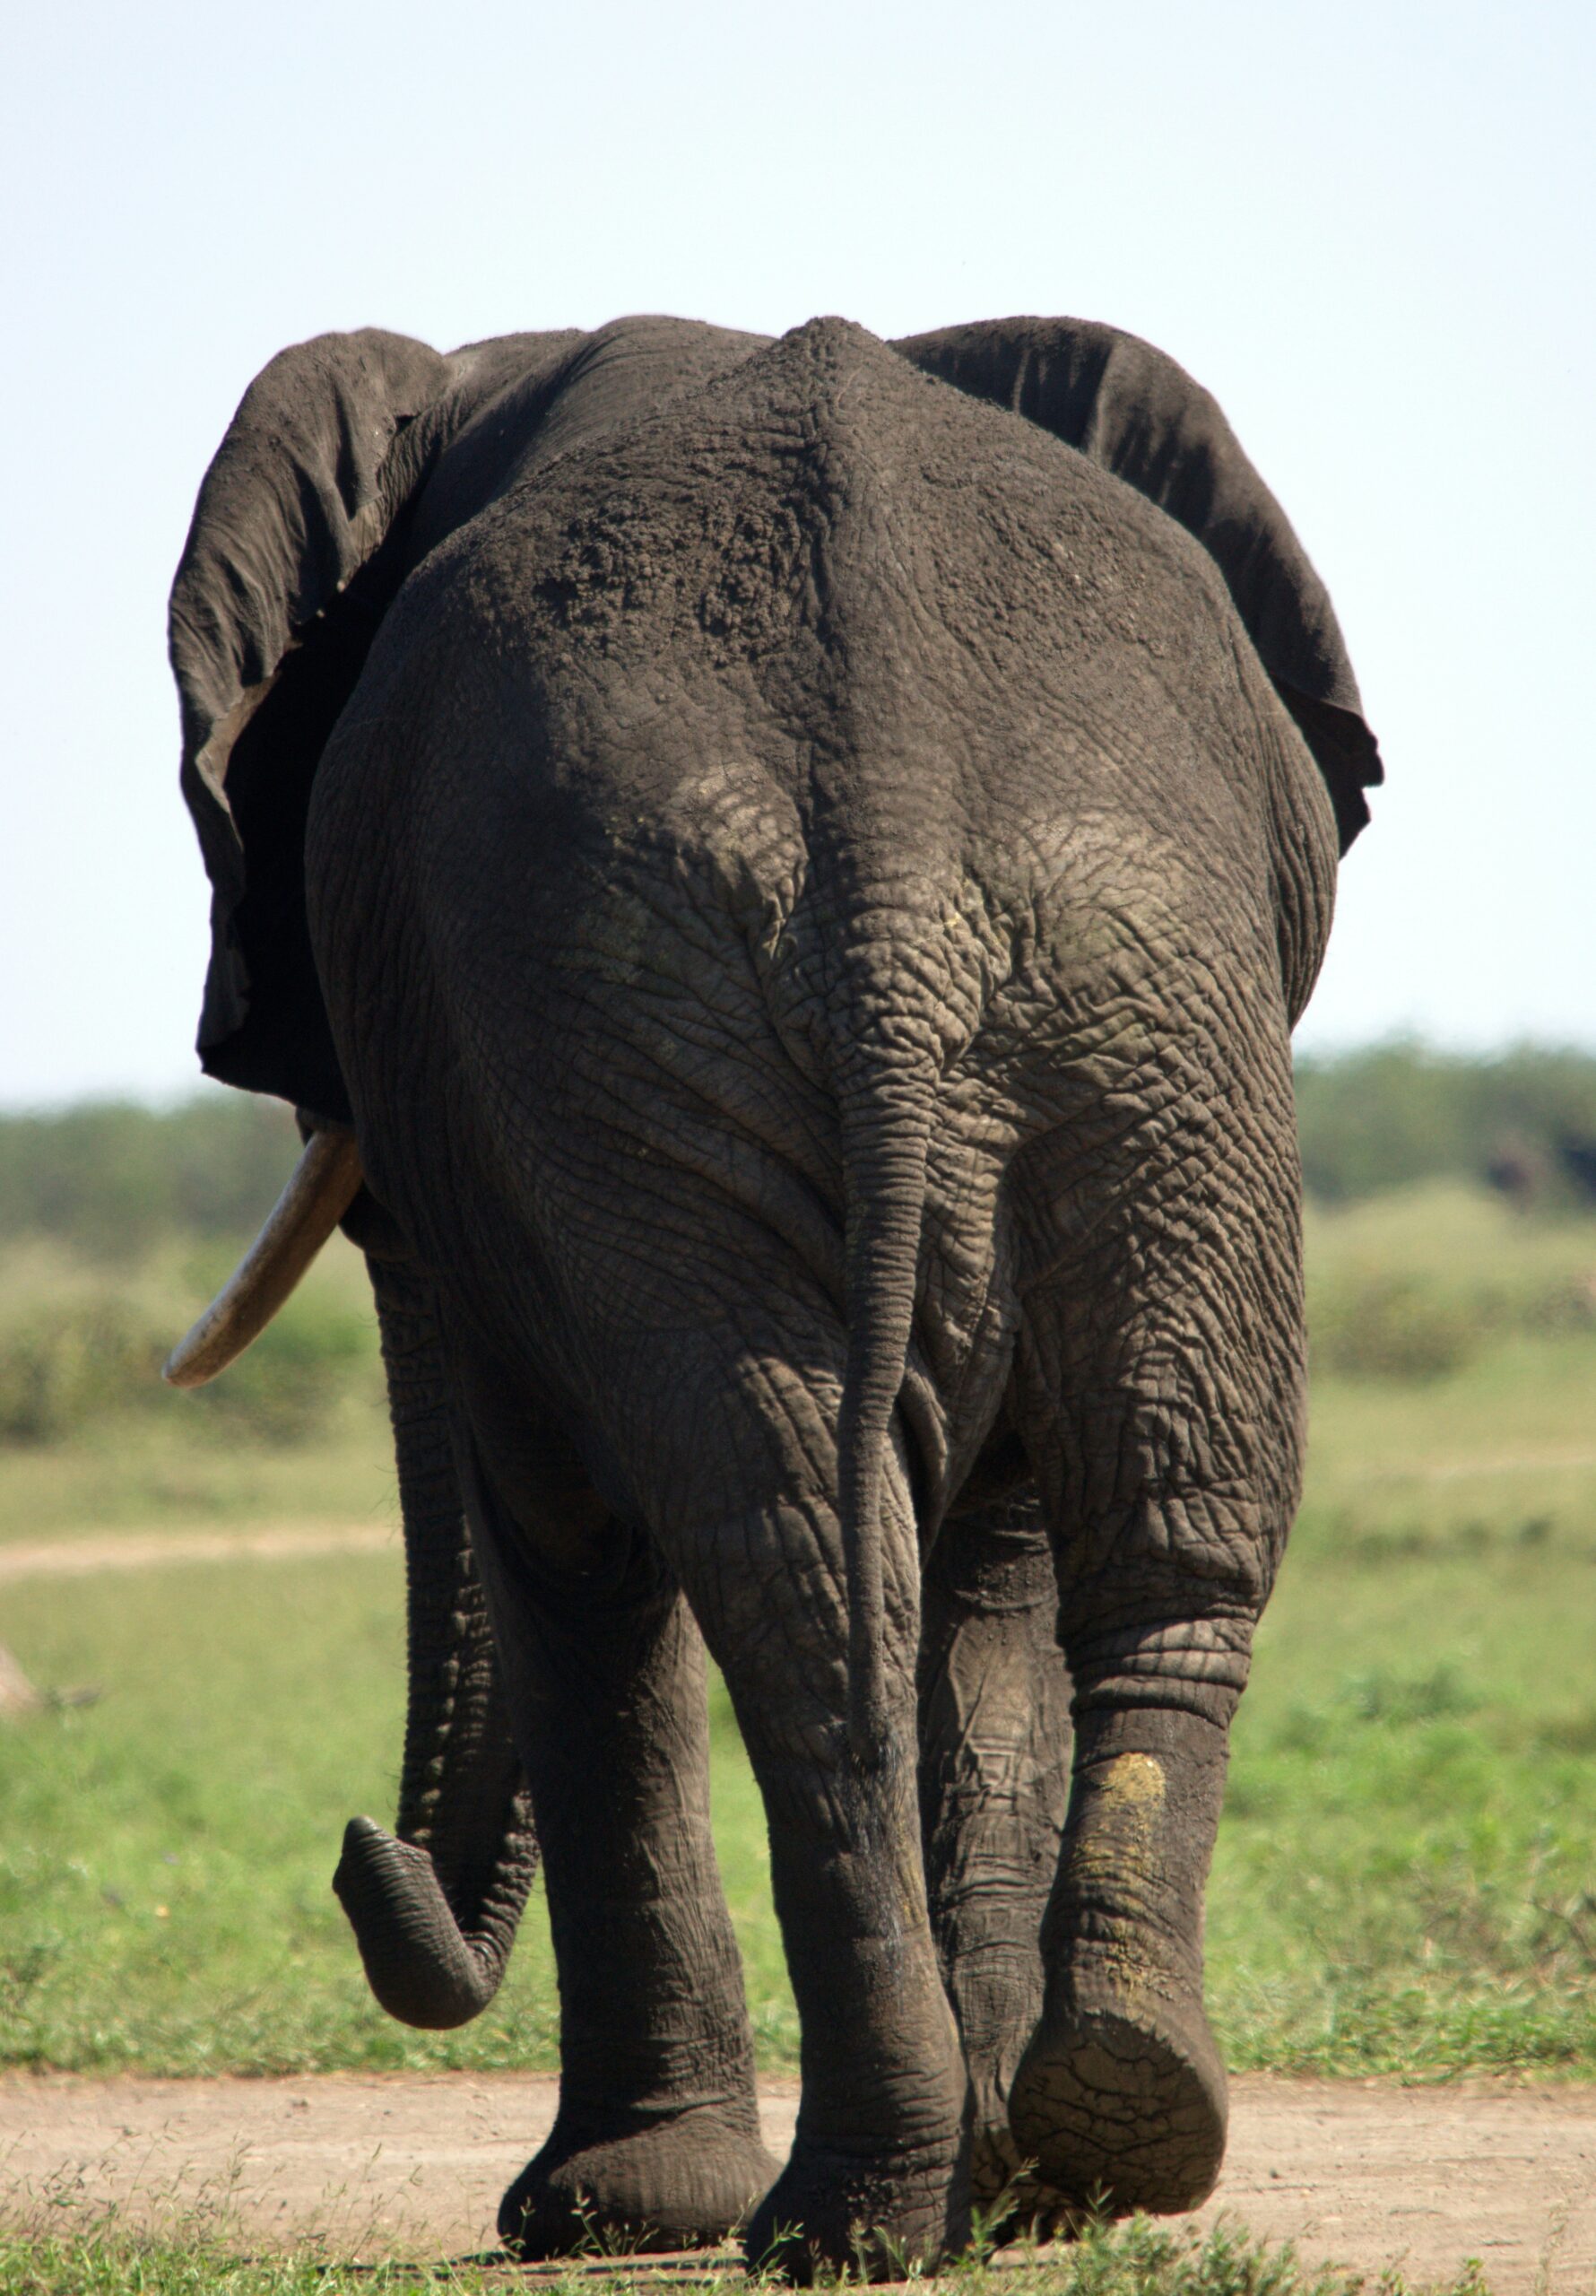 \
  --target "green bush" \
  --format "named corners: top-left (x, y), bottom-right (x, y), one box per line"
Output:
top-left (1305, 1208), bottom-right (1596, 1382)
top-left (0, 1301), bottom-right (168, 1443)
top-left (0, 1093), bottom-right (299, 1259)
top-left (1296, 1039), bottom-right (1596, 1205)
top-left (186, 1296), bottom-right (377, 1446)
top-left (0, 1275), bottom-right (378, 1451)
top-left (1519, 1267), bottom-right (1596, 1334)
top-left (1308, 1272), bottom-right (1481, 1383)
